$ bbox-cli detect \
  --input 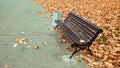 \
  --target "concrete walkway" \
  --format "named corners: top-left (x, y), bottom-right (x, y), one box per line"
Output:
top-left (0, 0), bottom-right (90, 68)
